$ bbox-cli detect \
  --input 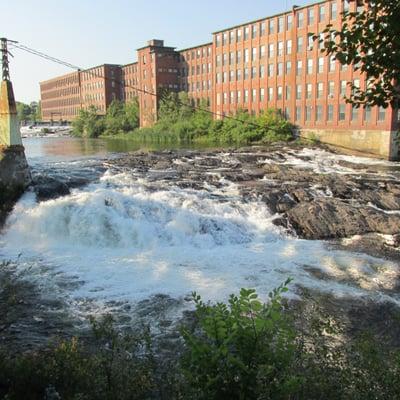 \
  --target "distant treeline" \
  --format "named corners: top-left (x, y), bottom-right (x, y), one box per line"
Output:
top-left (16, 101), bottom-right (41, 123)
